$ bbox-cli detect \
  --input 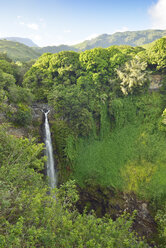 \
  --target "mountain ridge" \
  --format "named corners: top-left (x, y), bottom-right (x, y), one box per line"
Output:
top-left (0, 37), bottom-right (38, 47)
top-left (0, 40), bottom-right (40, 62)
top-left (33, 29), bottom-right (166, 54)
top-left (1, 29), bottom-right (166, 61)
top-left (73, 29), bottom-right (166, 50)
